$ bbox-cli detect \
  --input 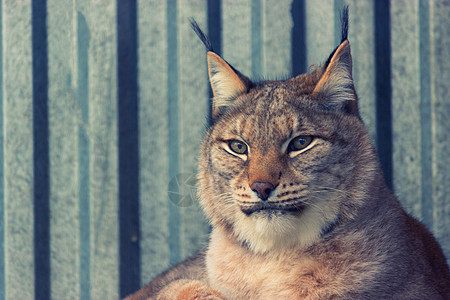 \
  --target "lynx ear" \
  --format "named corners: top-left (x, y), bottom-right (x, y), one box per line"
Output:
top-left (207, 52), bottom-right (250, 116)
top-left (312, 40), bottom-right (358, 114)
